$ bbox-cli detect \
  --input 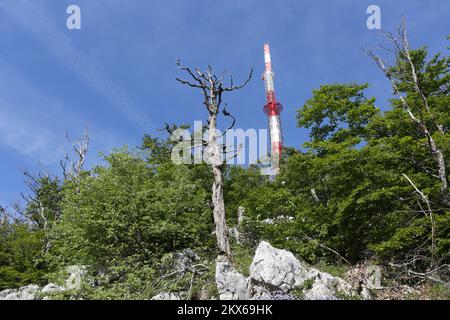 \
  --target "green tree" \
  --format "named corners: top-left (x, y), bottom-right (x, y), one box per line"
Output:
top-left (50, 147), bottom-right (214, 274)
top-left (0, 212), bottom-right (47, 290)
